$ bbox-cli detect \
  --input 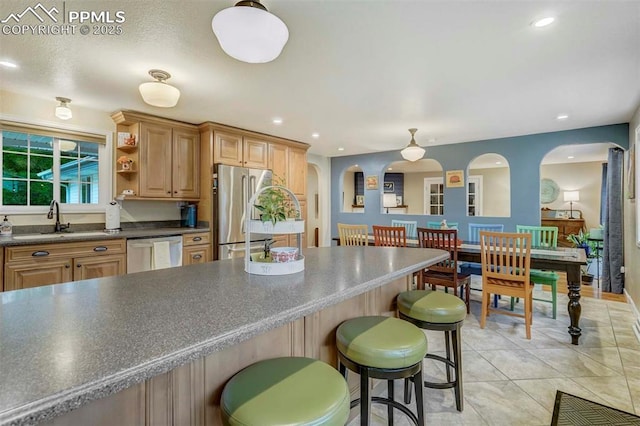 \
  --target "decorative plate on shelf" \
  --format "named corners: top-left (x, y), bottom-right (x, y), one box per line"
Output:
top-left (540, 178), bottom-right (560, 204)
